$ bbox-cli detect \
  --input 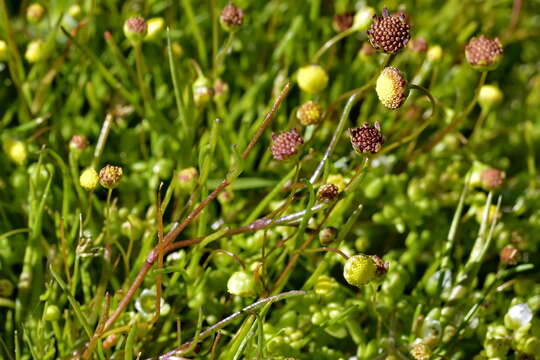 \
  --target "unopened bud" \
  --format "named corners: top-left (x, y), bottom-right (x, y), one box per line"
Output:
top-left (192, 77), bottom-right (213, 107)
top-left (79, 168), bottom-right (99, 191)
top-left (27, 3), bottom-right (45, 24)
top-left (25, 39), bottom-right (47, 63)
top-left (220, 3), bottom-right (244, 31)
top-left (297, 65), bottom-right (328, 94)
top-left (123, 17), bottom-right (148, 45)
top-left (145, 17), bottom-right (165, 41)
top-left (343, 254), bottom-right (377, 287)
